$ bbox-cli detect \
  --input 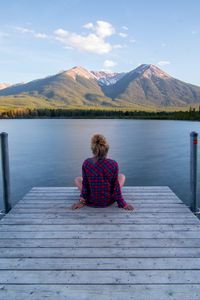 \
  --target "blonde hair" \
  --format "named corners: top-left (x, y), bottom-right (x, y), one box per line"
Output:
top-left (91, 134), bottom-right (109, 159)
